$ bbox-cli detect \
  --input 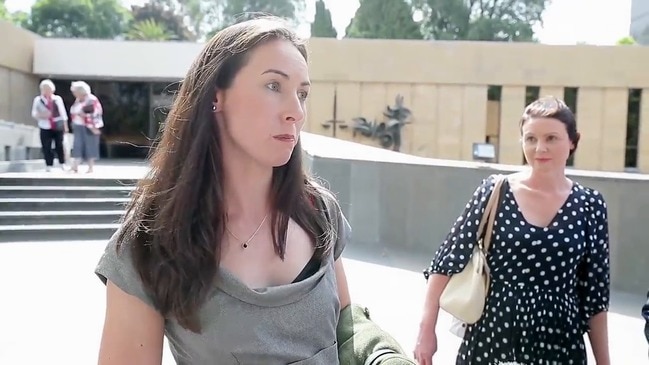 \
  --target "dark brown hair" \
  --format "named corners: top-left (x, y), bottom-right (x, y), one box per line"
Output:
top-left (116, 16), bottom-right (332, 333)
top-left (520, 96), bottom-right (581, 156)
